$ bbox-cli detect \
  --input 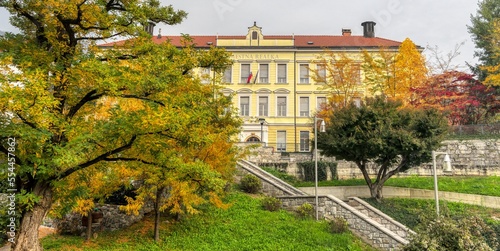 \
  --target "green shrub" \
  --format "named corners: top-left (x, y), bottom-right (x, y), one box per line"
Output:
top-left (261, 196), bottom-right (282, 212)
top-left (297, 161), bottom-right (337, 182)
top-left (239, 174), bottom-right (262, 194)
top-left (296, 202), bottom-right (314, 219)
top-left (403, 216), bottom-right (498, 251)
top-left (328, 217), bottom-right (349, 234)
